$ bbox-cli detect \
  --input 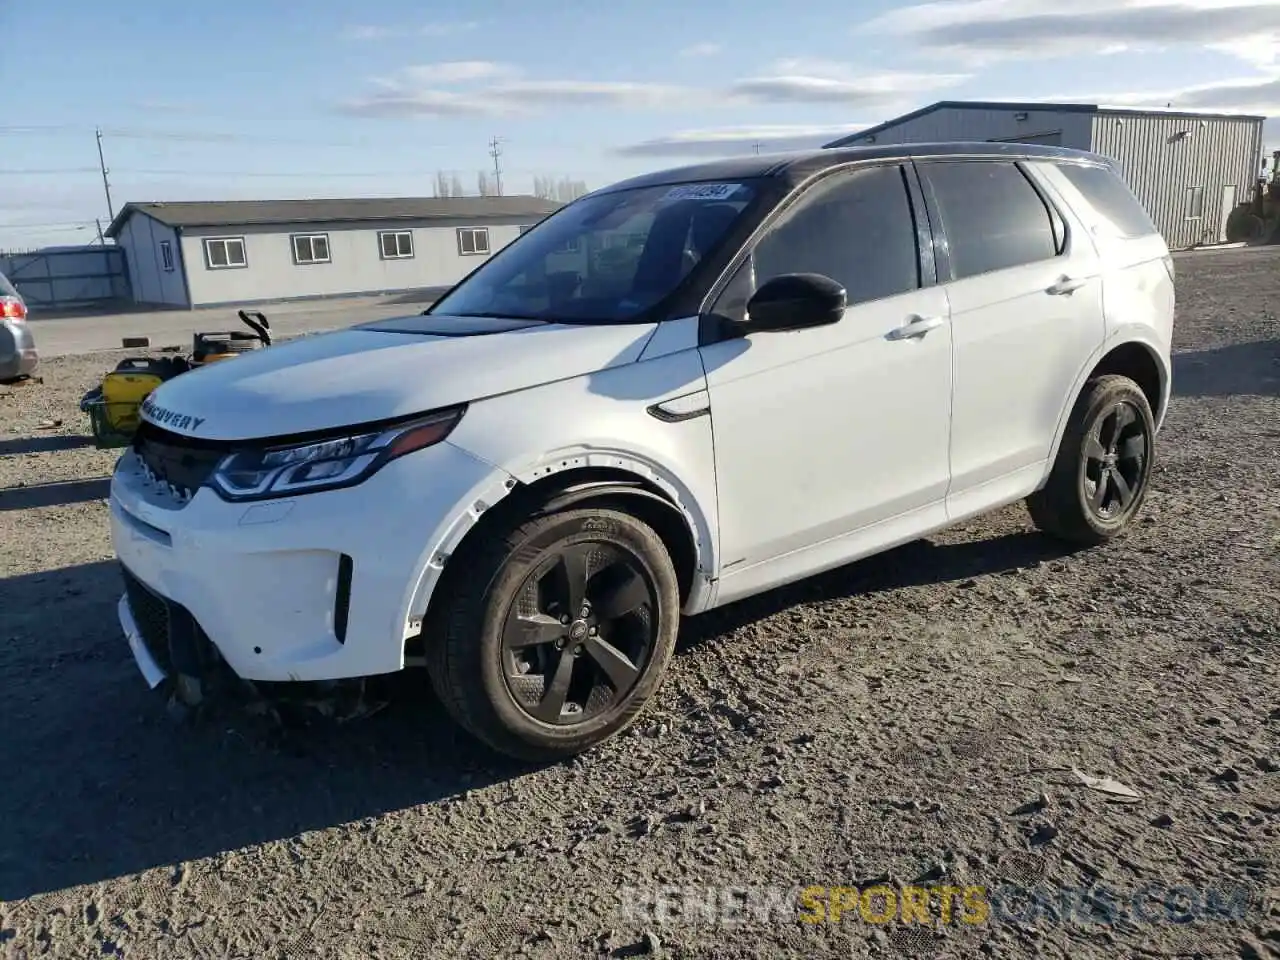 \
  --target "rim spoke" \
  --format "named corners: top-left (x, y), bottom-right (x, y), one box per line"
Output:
top-left (553, 548), bottom-right (591, 616)
top-left (503, 612), bottom-right (564, 650)
top-left (1084, 432), bottom-right (1107, 461)
top-left (592, 566), bottom-right (650, 620)
top-left (584, 635), bottom-right (641, 691)
top-left (537, 649), bottom-right (576, 722)
top-left (1111, 470), bottom-right (1135, 509)
top-left (1118, 433), bottom-right (1146, 463)
top-left (1089, 470), bottom-right (1110, 510)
